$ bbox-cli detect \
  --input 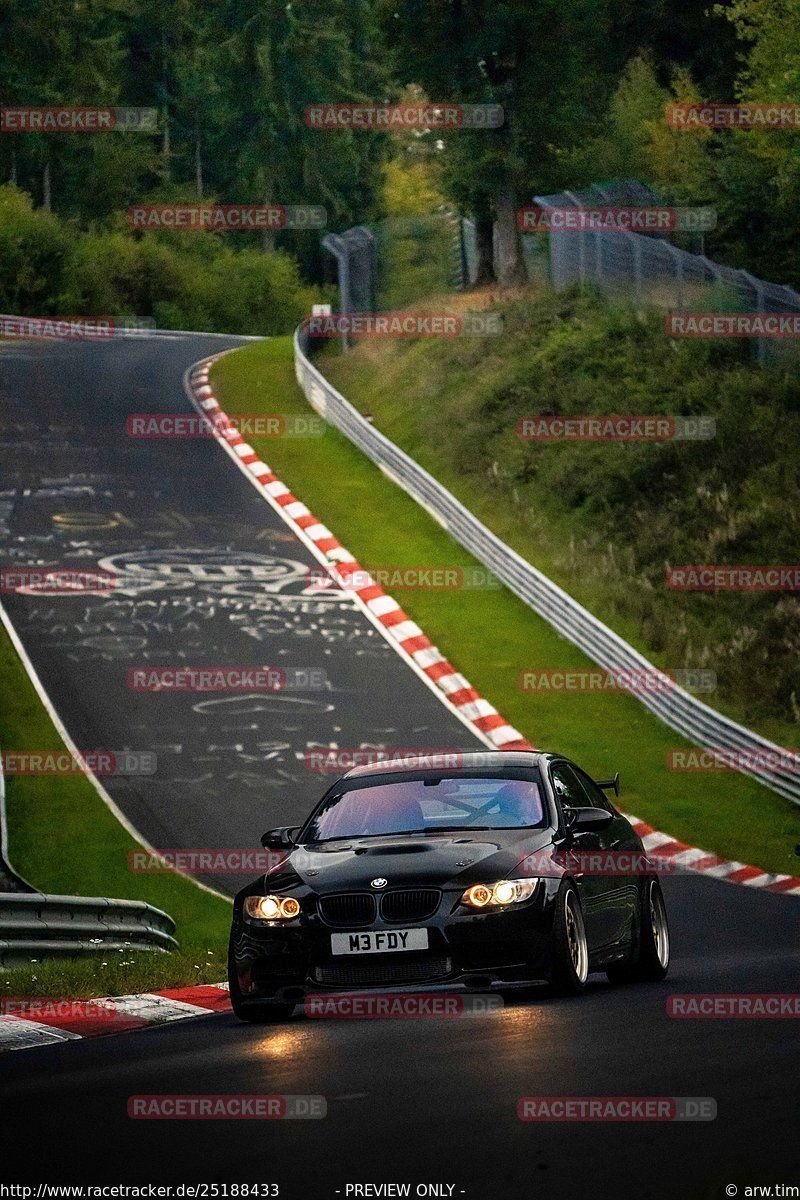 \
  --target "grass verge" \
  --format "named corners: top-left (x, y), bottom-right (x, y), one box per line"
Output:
top-left (211, 336), bottom-right (799, 878)
top-left (0, 616), bottom-right (230, 999)
top-left (323, 289), bottom-right (800, 747)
